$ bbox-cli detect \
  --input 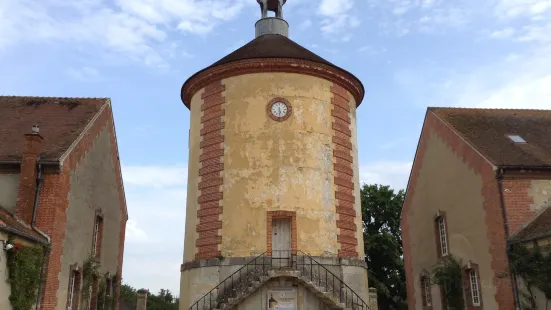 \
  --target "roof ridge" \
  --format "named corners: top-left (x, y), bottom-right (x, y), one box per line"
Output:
top-left (428, 106), bottom-right (551, 112)
top-left (0, 95), bottom-right (110, 100)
